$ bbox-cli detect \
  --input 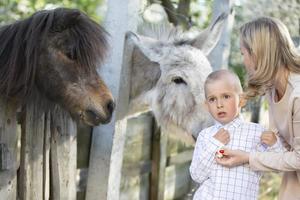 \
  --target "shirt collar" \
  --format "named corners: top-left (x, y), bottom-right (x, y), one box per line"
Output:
top-left (214, 115), bottom-right (243, 130)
